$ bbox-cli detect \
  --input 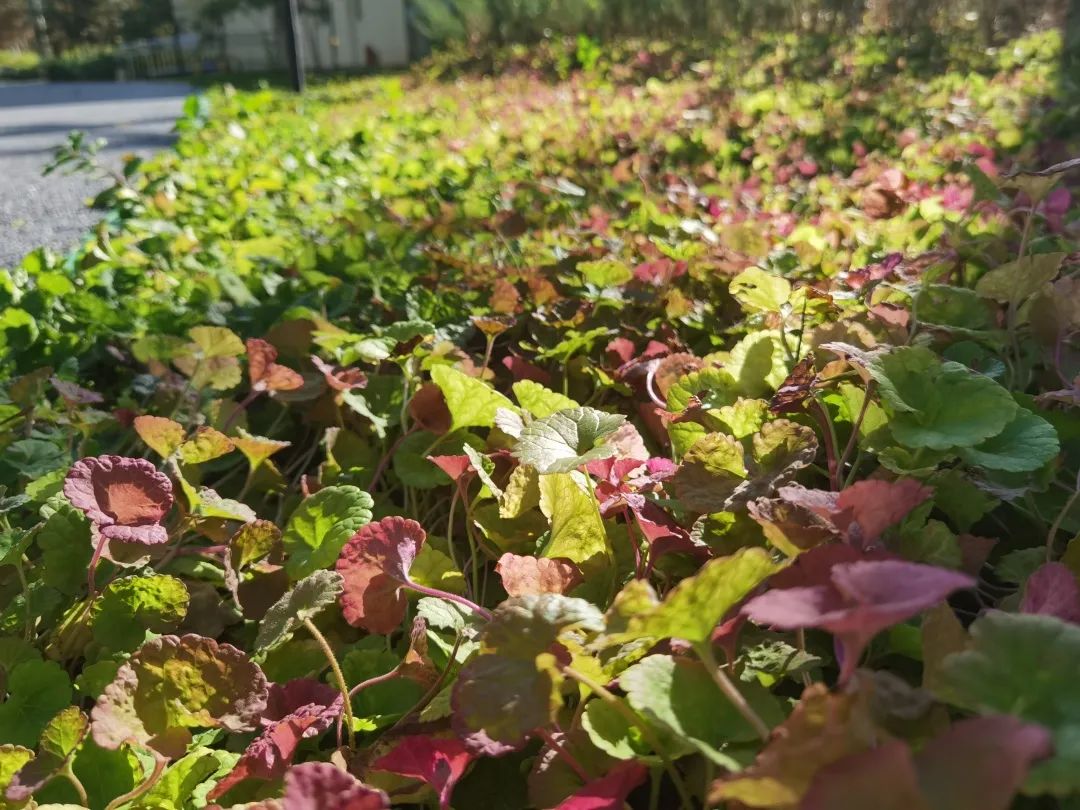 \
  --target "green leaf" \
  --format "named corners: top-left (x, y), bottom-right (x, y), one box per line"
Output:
top-left (91, 634), bottom-right (268, 760)
top-left (935, 612), bottom-right (1080, 795)
top-left (40, 707), bottom-right (89, 761)
top-left (538, 472), bottom-right (612, 588)
top-left (729, 267), bottom-right (792, 313)
top-left (582, 697), bottom-right (651, 760)
top-left (622, 654), bottom-right (781, 767)
top-left (283, 485), bottom-right (373, 579)
top-left (35, 500), bottom-right (91, 595)
top-left (135, 746), bottom-right (238, 809)
top-left (483, 595), bottom-right (605, 659)
top-left (5, 707), bottom-right (90, 804)
top-left (394, 430), bottom-right (483, 490)
top-left (0, 660), bottom-right (73, 747)
top-left (409, 545), bottom-right (466, 595)
top-left (228, 519), bottom-right (280, 570)
top-left (898, 519), bottom-right (962, 568)
top-left (667, 367), bottom-right (740, 413)
top-left (958, 409), bottom-right (1060, 472)
top-left (512, 380), bottom-right (580, 419)
top-left (1, 439), bottom-right (67, 480)
top-left (0, 745), bottom-right (34, 810)
top-left (726, 332), bottom-right (789, 397)
top-left (870, 347), bottom-right (1018, 450)
top-left (0, 530), bottom-right (32, 568)
top-left (608, 547), bottom-right (778, 644)
top-left (927, 470), bottom-right (998, 533)
top-left (92, 574), bottom-right (190, 652)
top-left (430, 365), bottom-right (515, 432)
top-left (715, 398), bottom-right (769, 439)
top-left (975, 253), bottom-right (1065, 305)
top-left (577, 259), bottom-right (633, 288)
top-left (451, 654), bottom-right (559, 751)
top-left (513, 407), bottom-right (626, 474)
top-left (673, 432), bottom-right (747, 513)
top-left (66, 739), bottom-right (141, 810)
top-left (255, 569), bottom-right (344, 650)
